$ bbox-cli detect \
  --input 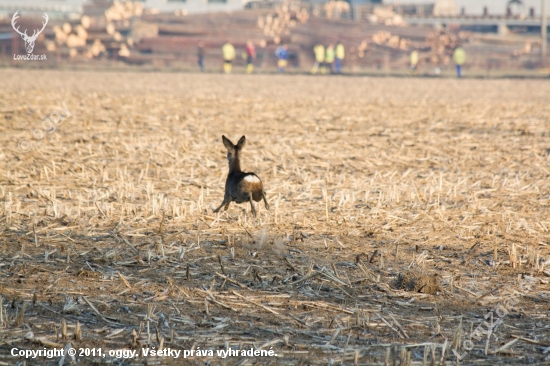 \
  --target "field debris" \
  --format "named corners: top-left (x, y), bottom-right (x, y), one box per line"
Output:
top-left (393, 269), bottom-right (442, 295)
